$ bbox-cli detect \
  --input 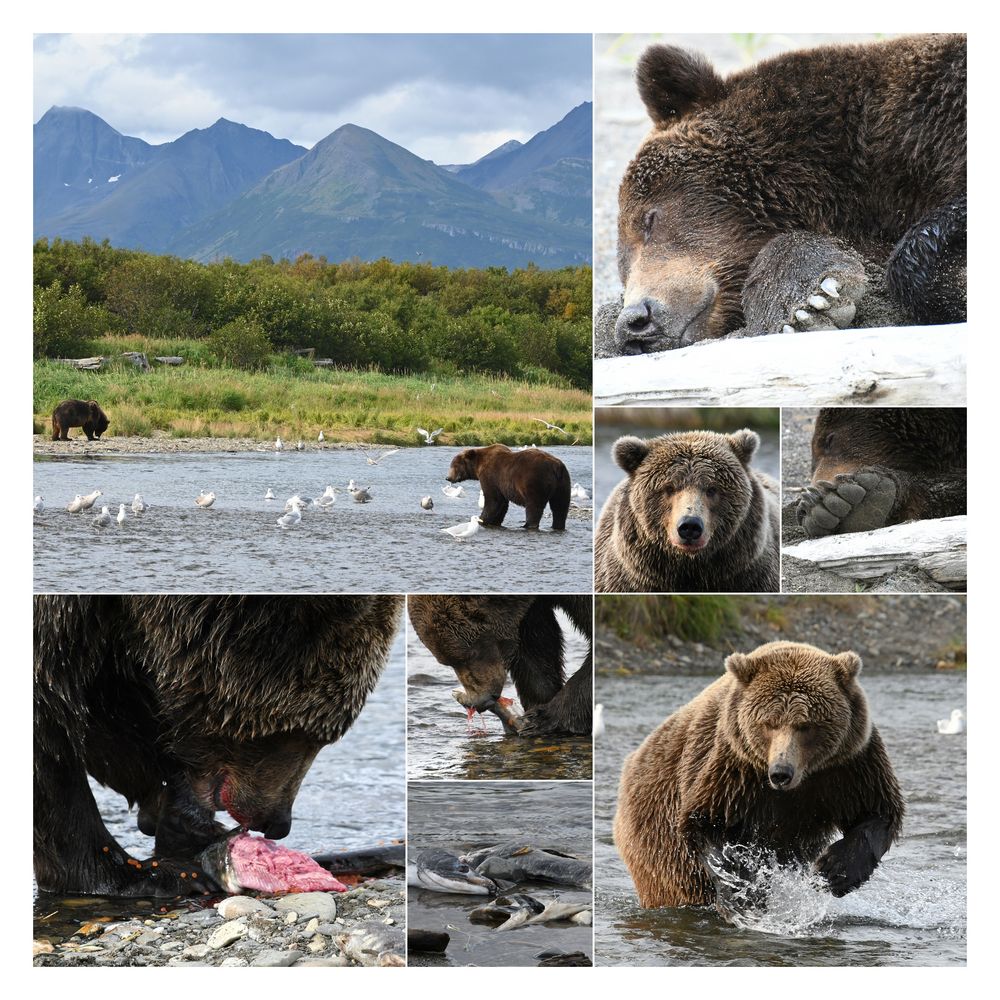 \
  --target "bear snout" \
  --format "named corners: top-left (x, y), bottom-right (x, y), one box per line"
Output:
top-left (767, 762), bottom-right (796, 790)
top-left (617, 268), bottom-right (720, 353)
top-left (260, 806), bottom-right (293, 841)
top-left (677, 515), bottom-right (704, 543)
